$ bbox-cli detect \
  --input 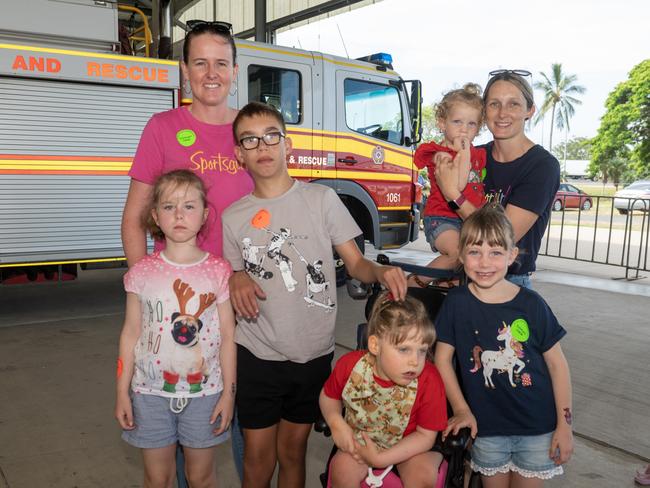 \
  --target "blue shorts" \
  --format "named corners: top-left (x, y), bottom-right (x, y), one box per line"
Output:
top-left (470, 433), bottom-right (563, 480)
top-left (423, 215), bottom-right (462, 253)
top-left (121, 392), bottom-right (230, 449)
top-left (506, 273), bottom-right (533, 289)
